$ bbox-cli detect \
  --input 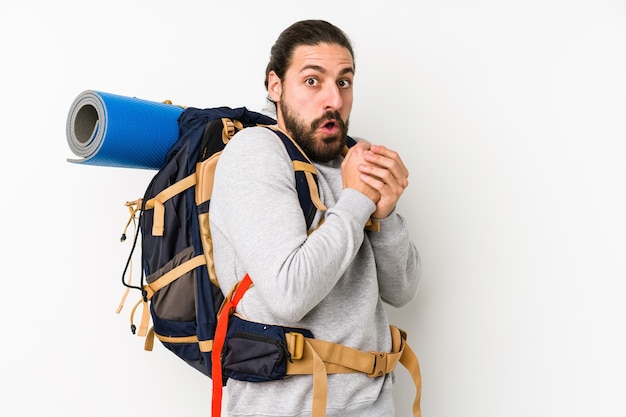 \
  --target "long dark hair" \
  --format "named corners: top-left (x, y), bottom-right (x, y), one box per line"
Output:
top-left (264, 20), bottom-right (355, 91)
